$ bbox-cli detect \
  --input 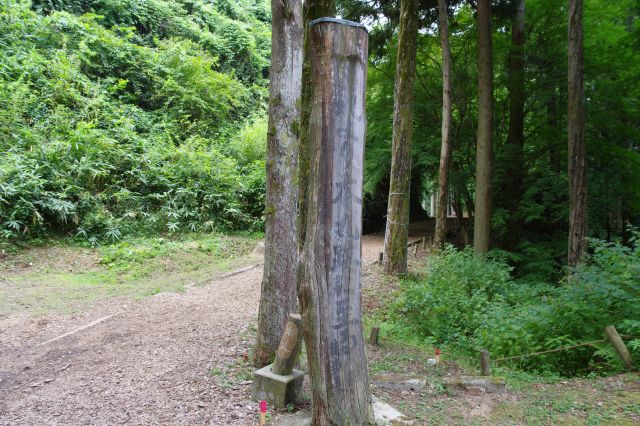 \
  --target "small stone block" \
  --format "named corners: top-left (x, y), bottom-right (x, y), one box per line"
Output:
top-left (251, 364), bottom-right (304, 409)
top-left (443, 375), bottom-right (506, 393)
top-left (372, 396), bottom-right (414, 424)
top-left (371, 373), bottom-right (426, 392)
top-left (466, 386), bottom-right (485, 396)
